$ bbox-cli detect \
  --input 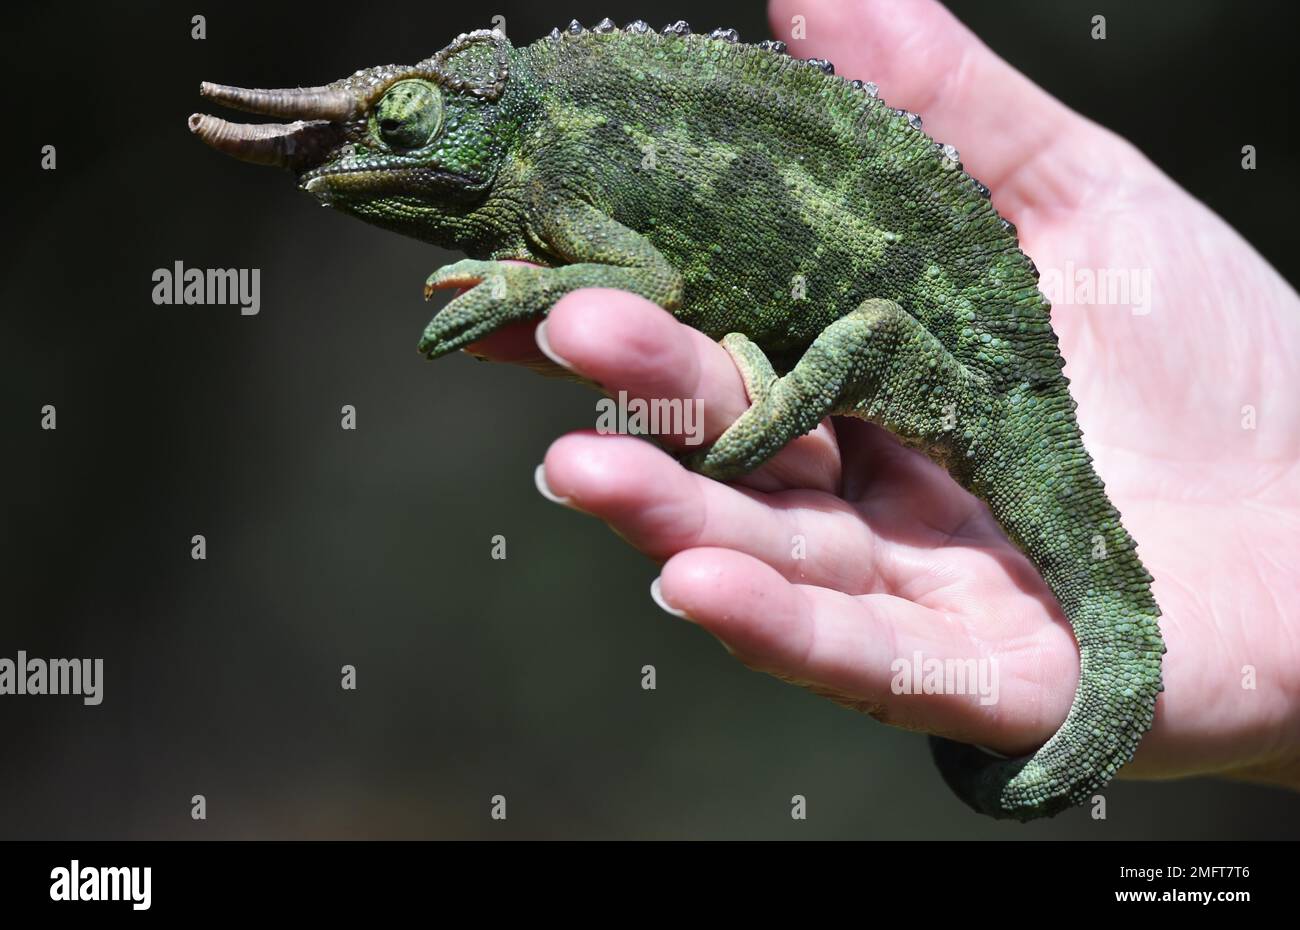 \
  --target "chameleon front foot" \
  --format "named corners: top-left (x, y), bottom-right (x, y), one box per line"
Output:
top-left (418, 259), bottom-right (553, 359)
